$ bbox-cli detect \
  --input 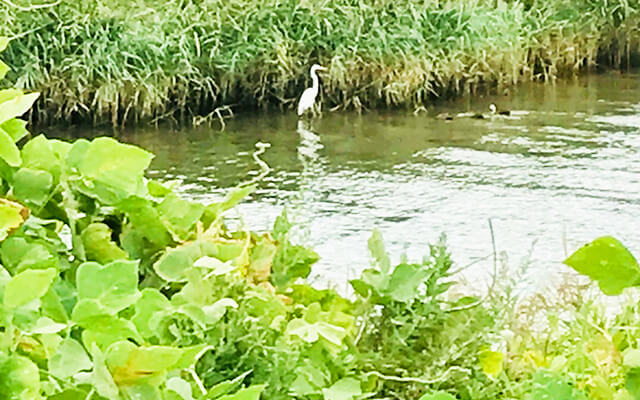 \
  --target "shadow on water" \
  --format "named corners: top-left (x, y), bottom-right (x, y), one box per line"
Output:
top-left (49, 71), bottom-right (640, 288)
